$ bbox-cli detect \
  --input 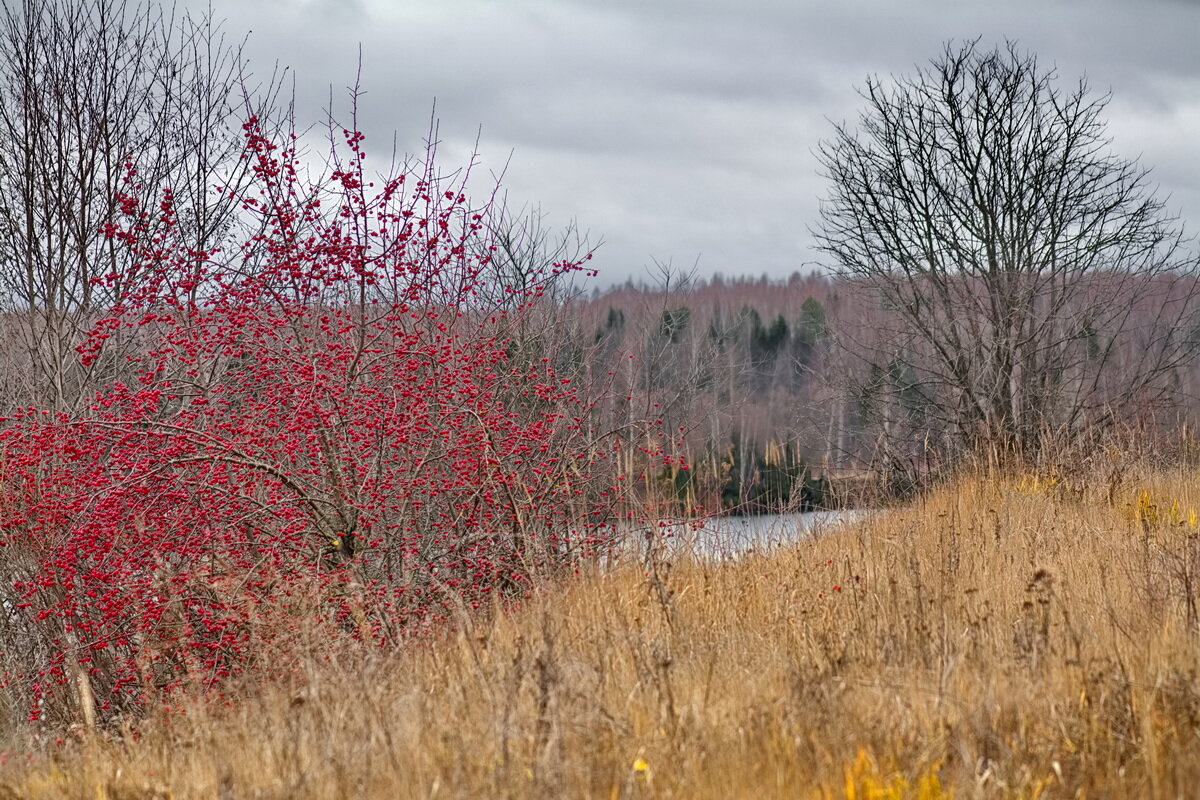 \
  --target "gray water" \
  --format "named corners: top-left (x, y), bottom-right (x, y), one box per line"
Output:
top-left (641, 509), bottom-right (867, 558)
